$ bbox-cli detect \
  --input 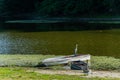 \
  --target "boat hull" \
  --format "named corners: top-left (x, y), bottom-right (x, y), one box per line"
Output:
top-left (42, 54), bottom-right (91, 66)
